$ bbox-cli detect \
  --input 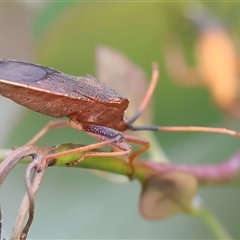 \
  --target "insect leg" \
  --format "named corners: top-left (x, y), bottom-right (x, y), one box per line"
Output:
top-left (124, 134), bottom-right (150, 167)
top-left (47, 122), bottom-right (131, 166)
top-left (25, 120), bottom-right (70, 145)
